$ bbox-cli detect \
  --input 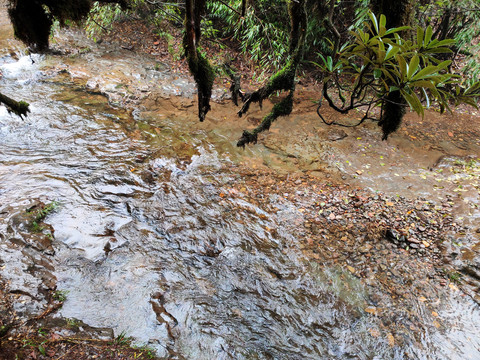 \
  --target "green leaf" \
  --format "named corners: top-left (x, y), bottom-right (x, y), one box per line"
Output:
top-left (368, 11), bottom-right (379, 34)
top-left (374, 68), bottom-right (382, 79)
top-left (384, 26), bottom-right (410, 36)
top-left (379, 14), bottom-right (386, 29)
top-left (465, 81), bottom-right (480, 95)
top-left (407, 55), bottom-right (420, 79)
top-left (396, 55), bottom-right (407, 80)
top-left (417, 27), bottom-right (424, 46)
top-left (433, 39), bottom-right (456, 47)
top-left (424, 26), bottom-right (433, 46)
top-left (411, 65), bottom-right (440, 81)
top-left (402, 89), bottom-right (424, 117)
top-left (410, 80), bottom-right (435, 89)
top-left (385, 44), bottom-right (400, 60)
top-left (436, 60), bottom-right (452, 70)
